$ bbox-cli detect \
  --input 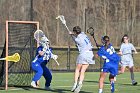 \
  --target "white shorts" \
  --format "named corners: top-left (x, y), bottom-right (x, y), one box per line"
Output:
top-left (76, 51), bottom-right (95, 64)
top-left (121, 55), bottom-right (134, 68)
top-left (120, 60), bottom-right (134, 68)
